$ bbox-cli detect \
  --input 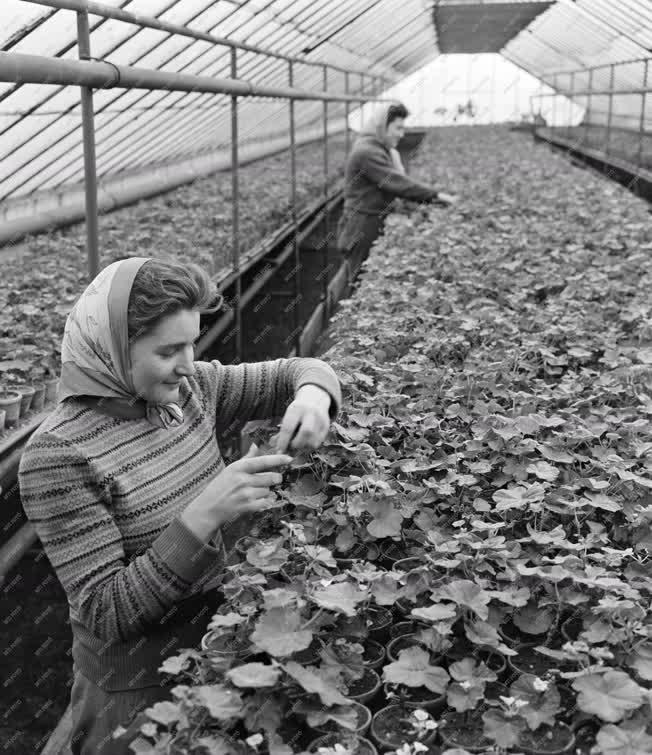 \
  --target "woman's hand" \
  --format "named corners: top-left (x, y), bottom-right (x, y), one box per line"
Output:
top-left (181, 446), bottom-right (292, 541)
top-left (275, 384), bottom-right (332, 454)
